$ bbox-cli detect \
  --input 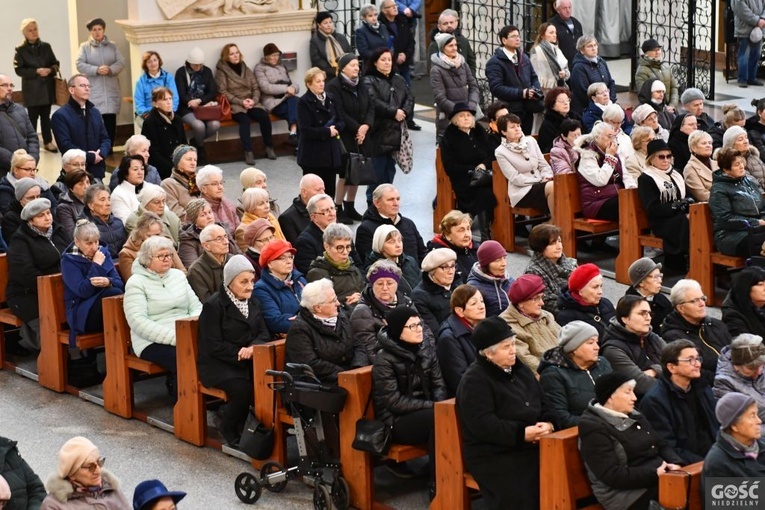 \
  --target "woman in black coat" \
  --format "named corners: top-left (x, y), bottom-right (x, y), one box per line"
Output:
top-left (0, 435), bottom-right (46, 510)
top-left (456, 316), bottom-right (557, 510)
top-left (537, 87), bottom-right (581, 153)
top-left (198, 255), bottom-right (270, 446)
top-left (174, 48), bottom-right (220, 163)
top-left (667, 113), bottom-right (697, 171)
top-left (556, 263), bottom-right (616, 341)
top-left (722, 266), bottom-right (765, 339)
top-left (437, 284), bottom-right (485, 396)
top-left (309, 12), bottom-right (352, 79)
top-left (297, 67), bottom-right (345, 201)
top-left (141, 87), bottom-right (186, 179)
top-left (13, 19), bottom-right (60, 152)
top-left (325, 54), bottom-right (374, 224)
top-left (625, 258), bottom-right (673, 333)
